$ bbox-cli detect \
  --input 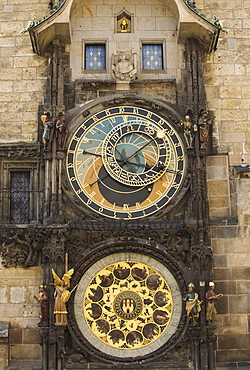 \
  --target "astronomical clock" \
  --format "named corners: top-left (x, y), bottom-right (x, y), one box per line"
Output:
top-left (64, 102), bottom-right (190, 365)
top-left (66, 106), bottom-right (186, 220)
